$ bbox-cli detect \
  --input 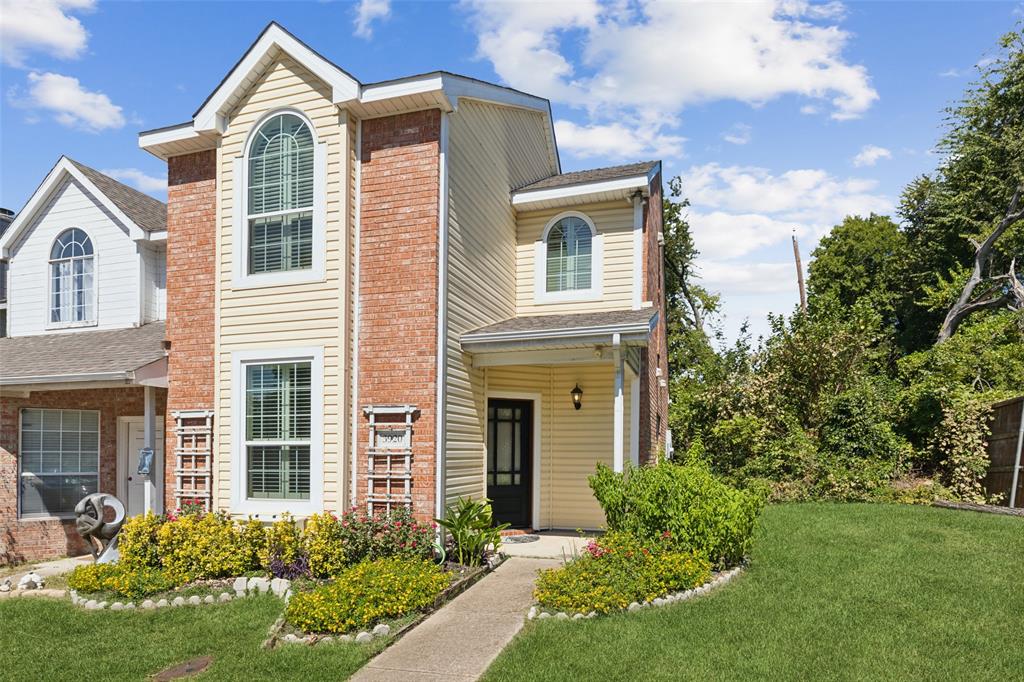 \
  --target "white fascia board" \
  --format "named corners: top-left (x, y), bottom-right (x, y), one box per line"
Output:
top-left (0, 157), bottom-right (146, 256)
top-left (0, 371), bottom-right (129, 386)
top-left (511, 174), bottom-right (651, 208)
top-left (194, 25), bottom-right (359, 133)
top-left (360, 74), bottom-right (447, 105)
top-left (139, 230), bottom-right (168, 242)
top-left (462, 321), bottom-right (653, 346)
top-left (138, 122), bottom-right (200, 149)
